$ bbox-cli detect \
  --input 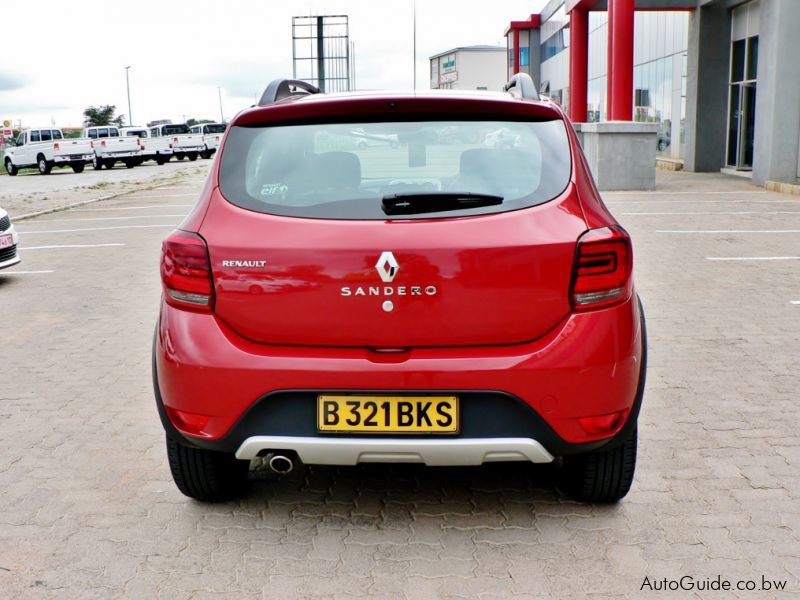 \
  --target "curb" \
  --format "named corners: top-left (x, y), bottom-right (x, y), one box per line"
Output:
top-left (13, 190), bottom-right (136, 221)
top-left (765, 180), bottom-right (800, 197)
